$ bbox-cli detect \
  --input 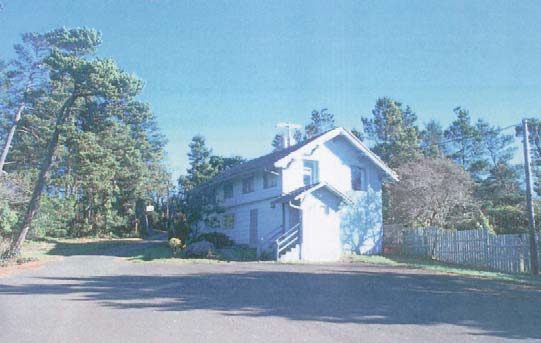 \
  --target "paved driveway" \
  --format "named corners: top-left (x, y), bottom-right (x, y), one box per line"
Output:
top-left (1, 245), bottom-right (540, 342)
